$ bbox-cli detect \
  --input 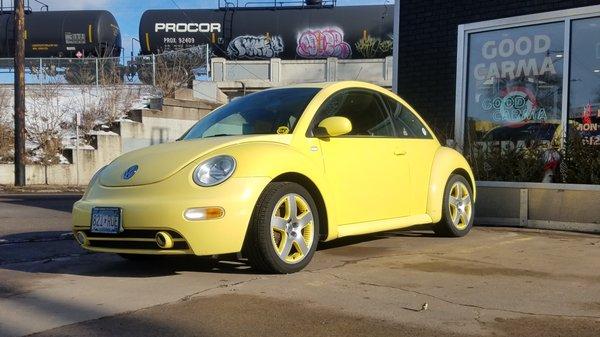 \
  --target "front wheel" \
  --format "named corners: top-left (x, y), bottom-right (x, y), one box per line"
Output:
top-left (433, 174), bottom-right (474, 237)
top-left (244, 182), bottom-right (319, 274)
